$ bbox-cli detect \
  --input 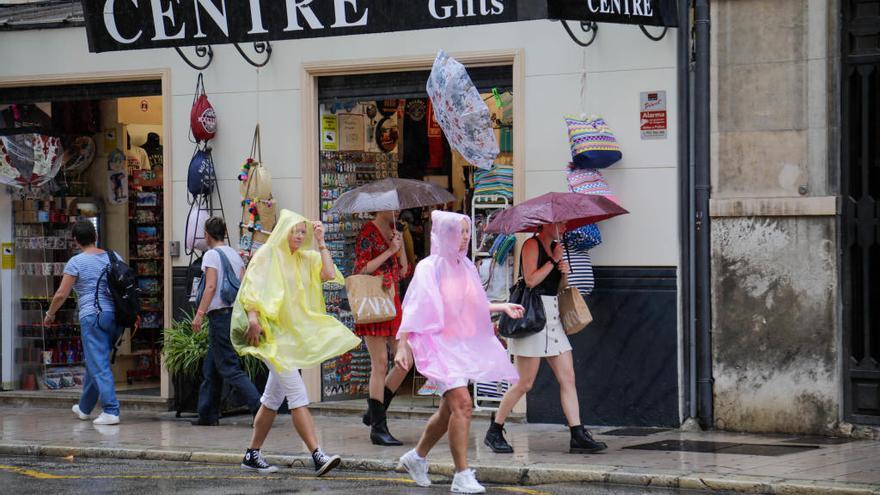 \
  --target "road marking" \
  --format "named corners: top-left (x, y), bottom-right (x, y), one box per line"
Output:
top-left (0, 465), bottom-right (76, 480)
top-left (499, 488), bottom-right (554, 495)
